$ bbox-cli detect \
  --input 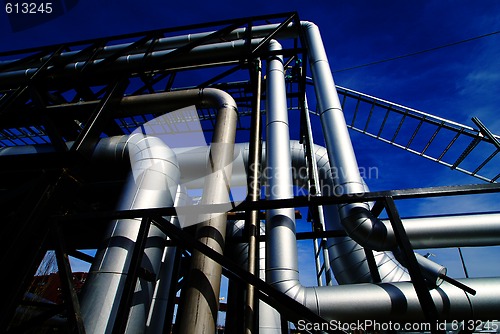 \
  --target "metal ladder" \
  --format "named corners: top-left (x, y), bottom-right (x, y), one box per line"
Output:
top-left (335, 85), bottom-right (500, 183)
